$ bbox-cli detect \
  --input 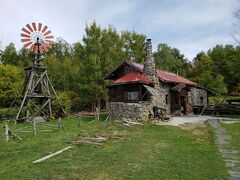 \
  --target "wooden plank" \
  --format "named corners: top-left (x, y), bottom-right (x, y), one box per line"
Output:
top-left (58, 118), bottom-right (62, 130)
top-left (71, 140), bottom-right (103, 146)
top-left (4, 123), bottom-right (9, 142)
top-left (32, 146), bottom-right (73, 164)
